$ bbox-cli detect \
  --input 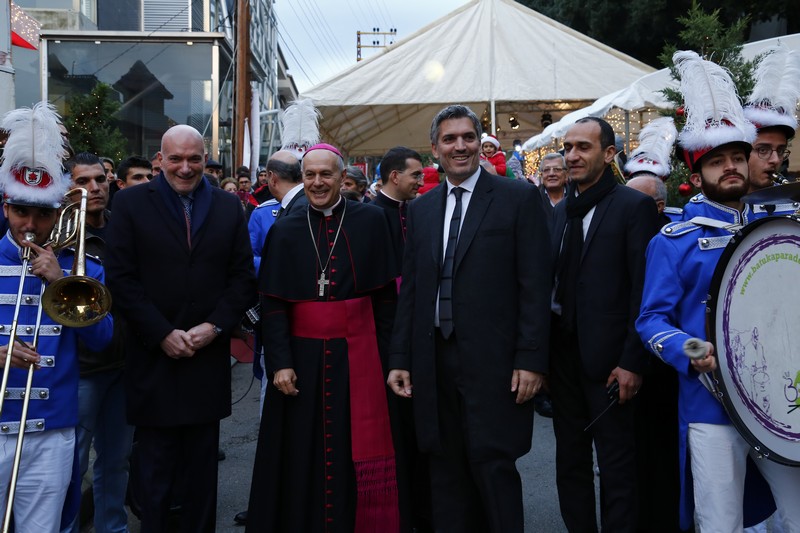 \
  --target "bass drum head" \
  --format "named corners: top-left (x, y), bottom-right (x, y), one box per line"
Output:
top-left (709, 216), bottom-right (800, 466)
